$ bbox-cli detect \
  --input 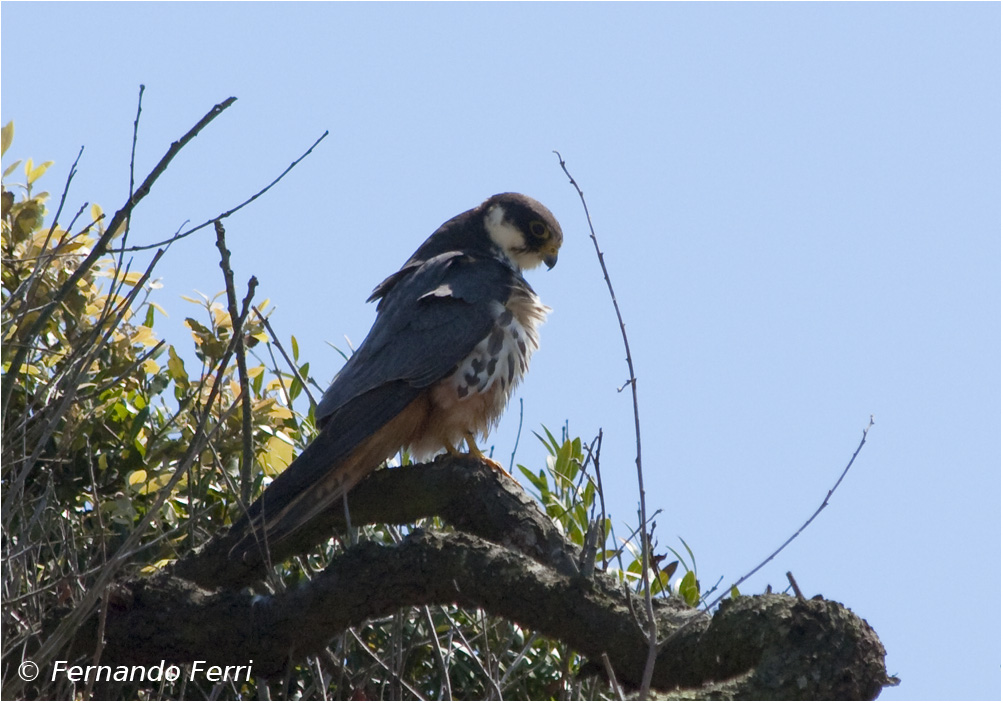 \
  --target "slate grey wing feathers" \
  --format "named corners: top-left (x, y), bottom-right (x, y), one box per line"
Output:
top-left (226, 192), bottom-right (563, 562)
